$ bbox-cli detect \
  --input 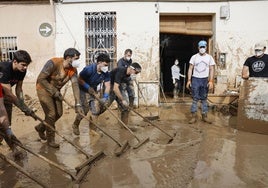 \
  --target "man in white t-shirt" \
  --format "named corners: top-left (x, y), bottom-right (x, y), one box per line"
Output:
top-left (186, 40), bottom-right (215, 124)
